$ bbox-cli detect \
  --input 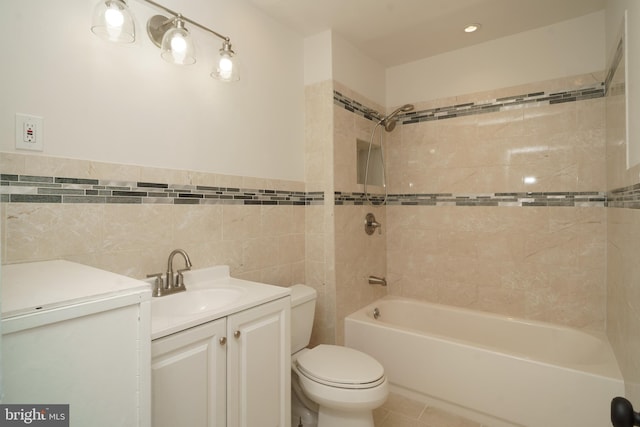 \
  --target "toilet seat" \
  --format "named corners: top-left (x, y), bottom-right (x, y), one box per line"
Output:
top-left (296, 345), bottom-right (385, 389)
